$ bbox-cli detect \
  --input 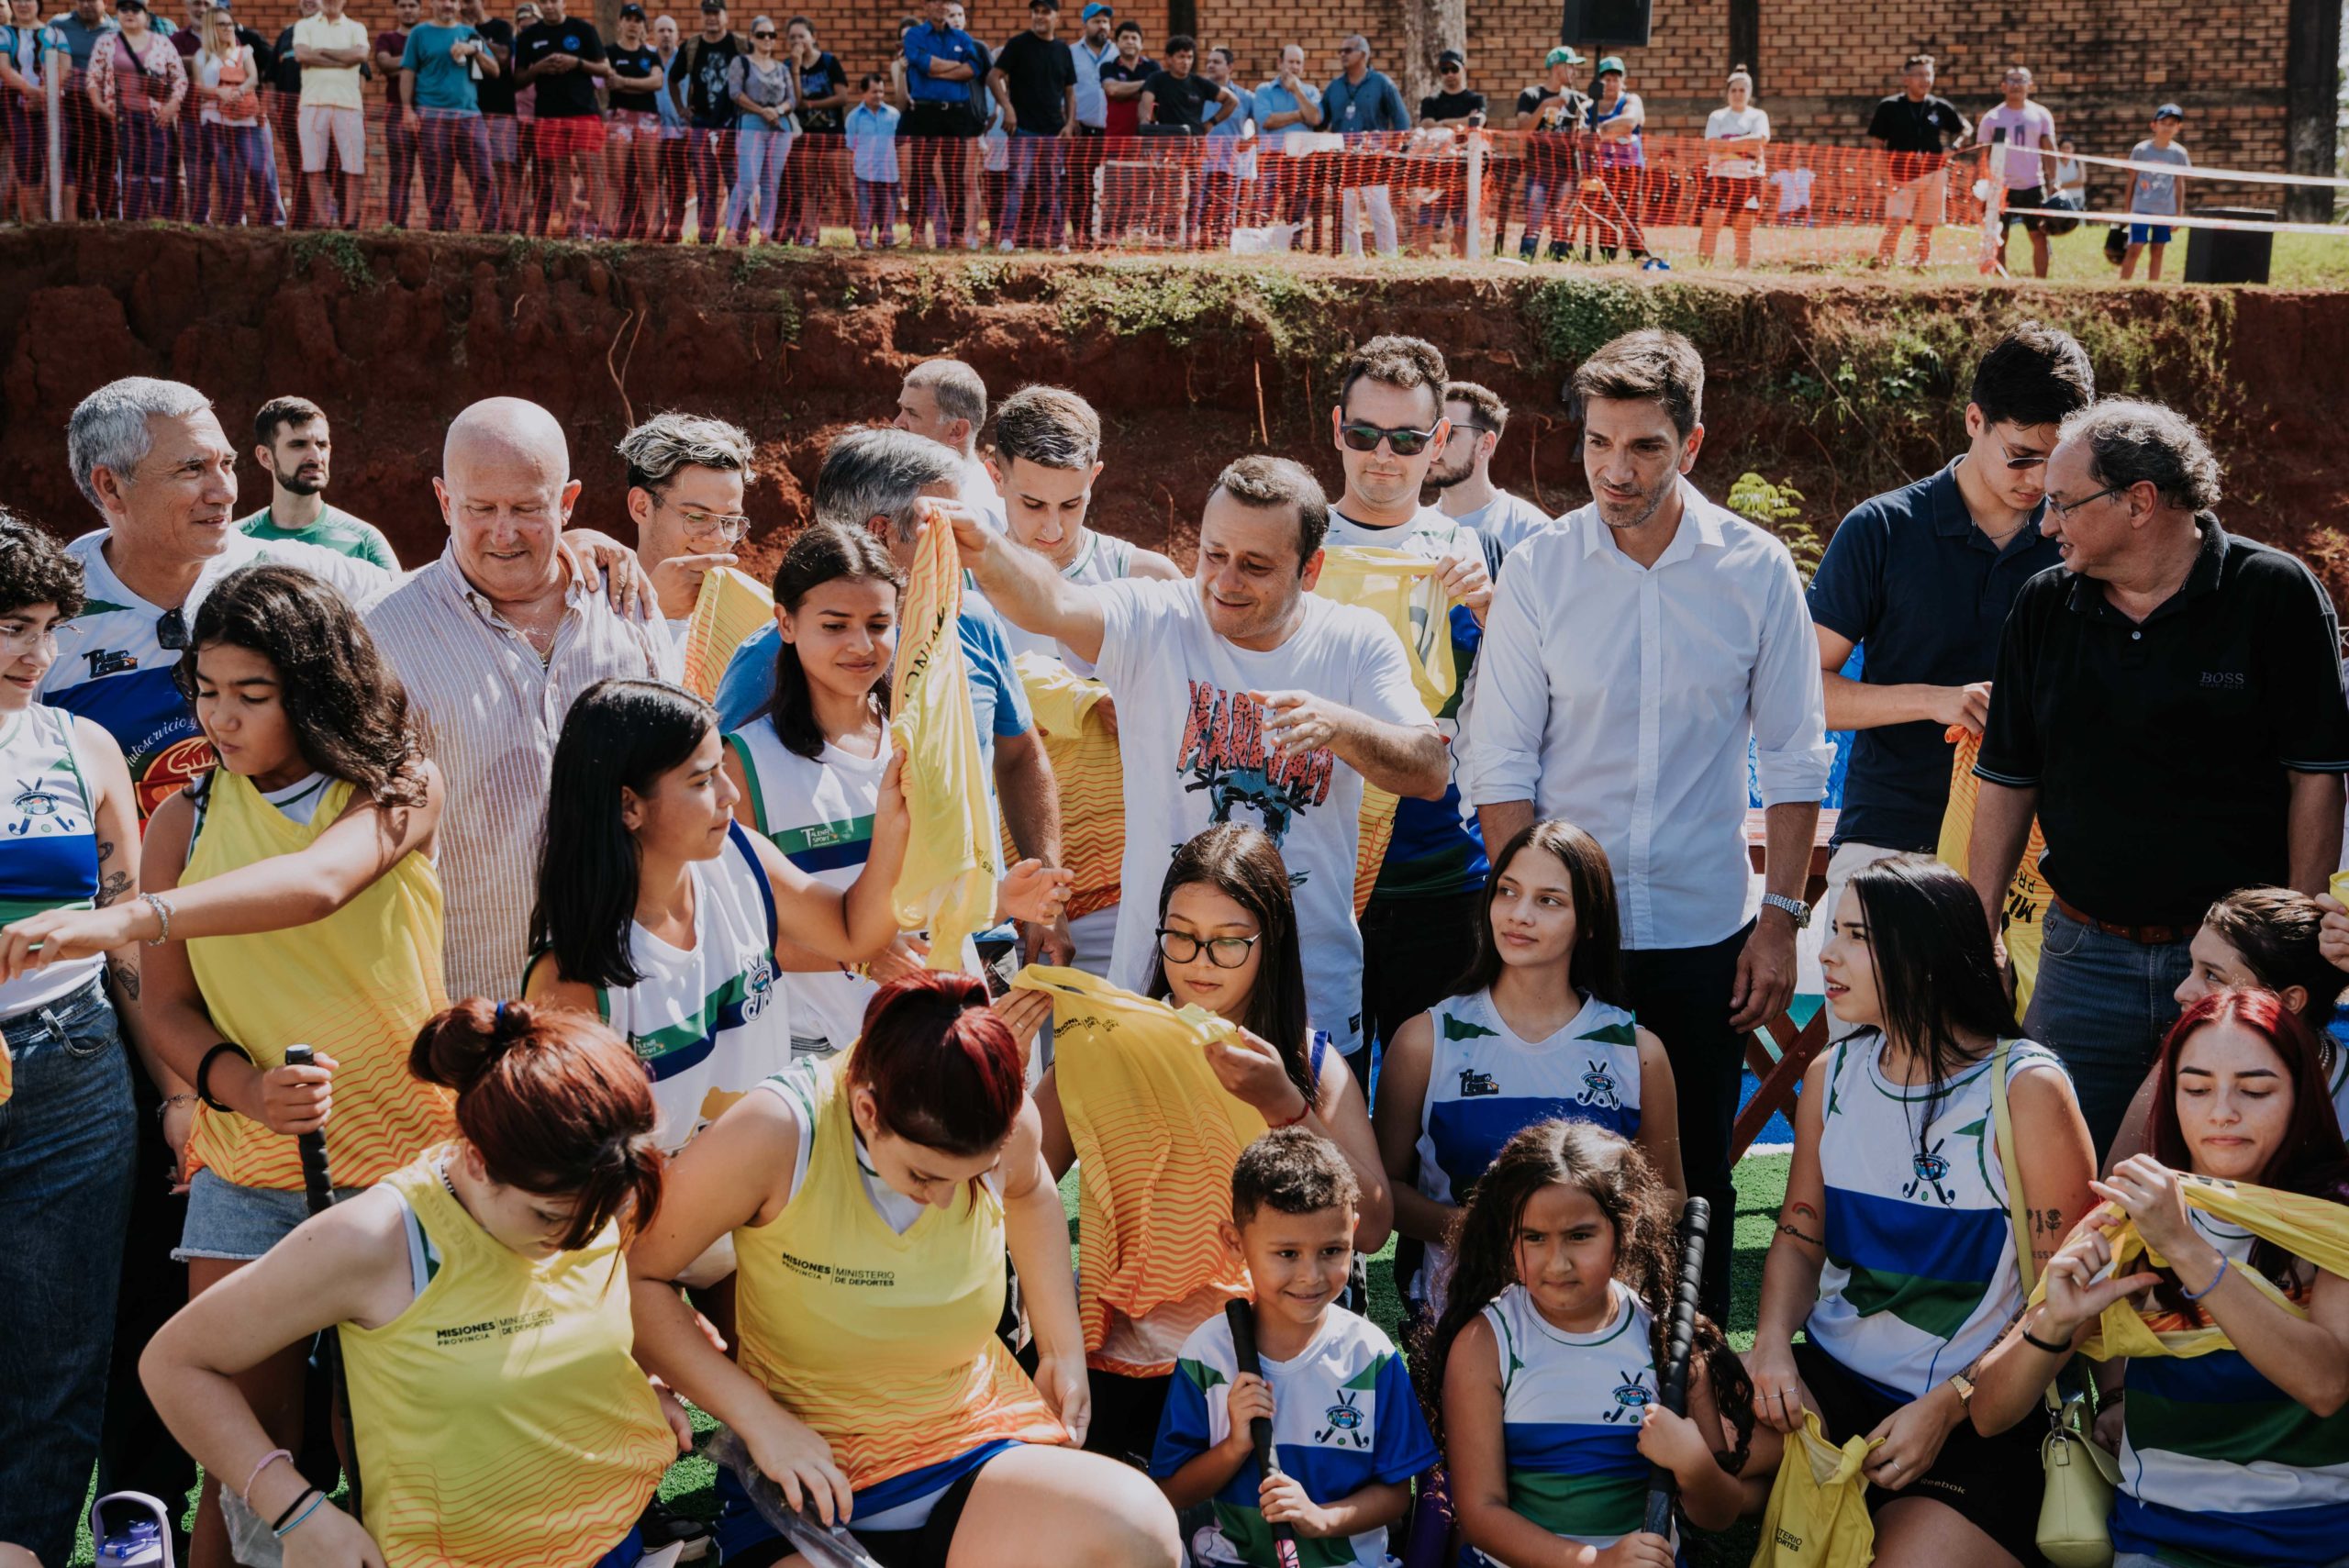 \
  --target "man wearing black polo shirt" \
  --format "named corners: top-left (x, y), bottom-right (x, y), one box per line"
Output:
top-left (1867, 52), bottom-right (1967, 269)
top-left (1137, 34), bottom-right (1234, 133)
top-left (1808, 321), bottom-right (2091, 1042)
top-left (1969, 399), bottom-right (2349, 1157)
